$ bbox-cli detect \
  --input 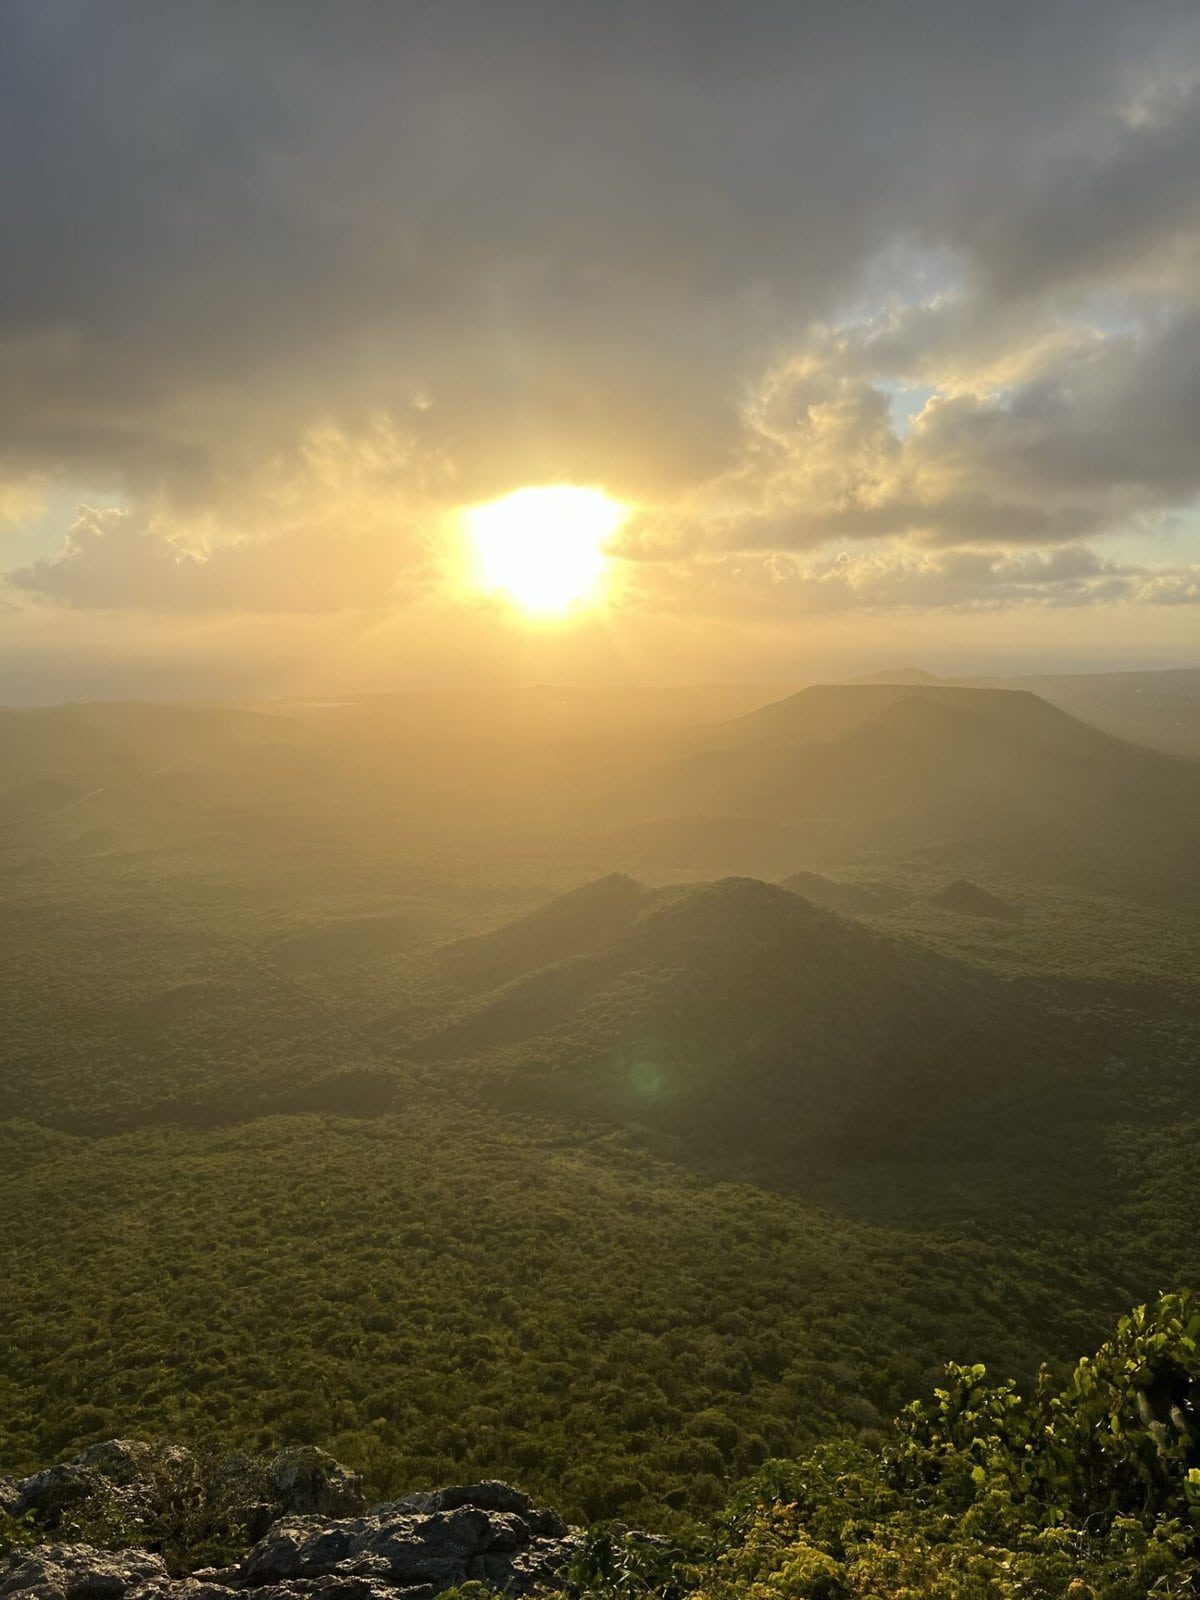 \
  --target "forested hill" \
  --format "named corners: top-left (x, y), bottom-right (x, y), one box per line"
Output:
top-left (405, 875), bottom-right (1133, 1161)
top-left (628, 683), bottom-right (1200, 894)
